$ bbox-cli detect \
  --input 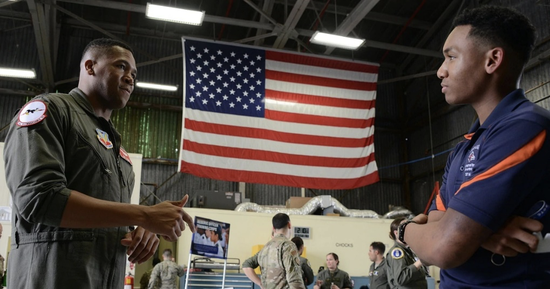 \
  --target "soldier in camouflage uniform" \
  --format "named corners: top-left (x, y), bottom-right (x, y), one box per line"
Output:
top-left (243, 213), bottom-right (305, 289)
top-left (148, 249), bottom-right (185, 289)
